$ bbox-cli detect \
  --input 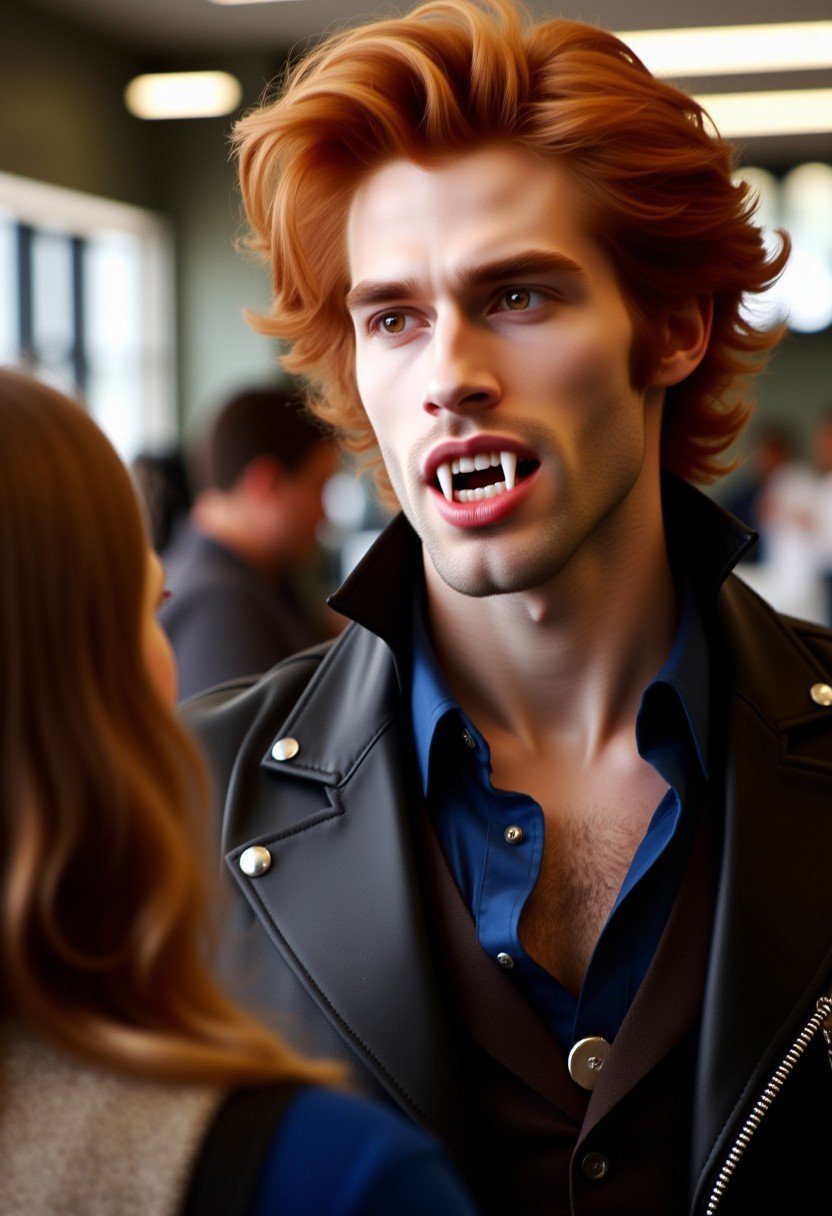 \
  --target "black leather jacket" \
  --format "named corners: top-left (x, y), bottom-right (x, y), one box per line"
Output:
top-left (185, 485), bottom-right (832, 1215)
